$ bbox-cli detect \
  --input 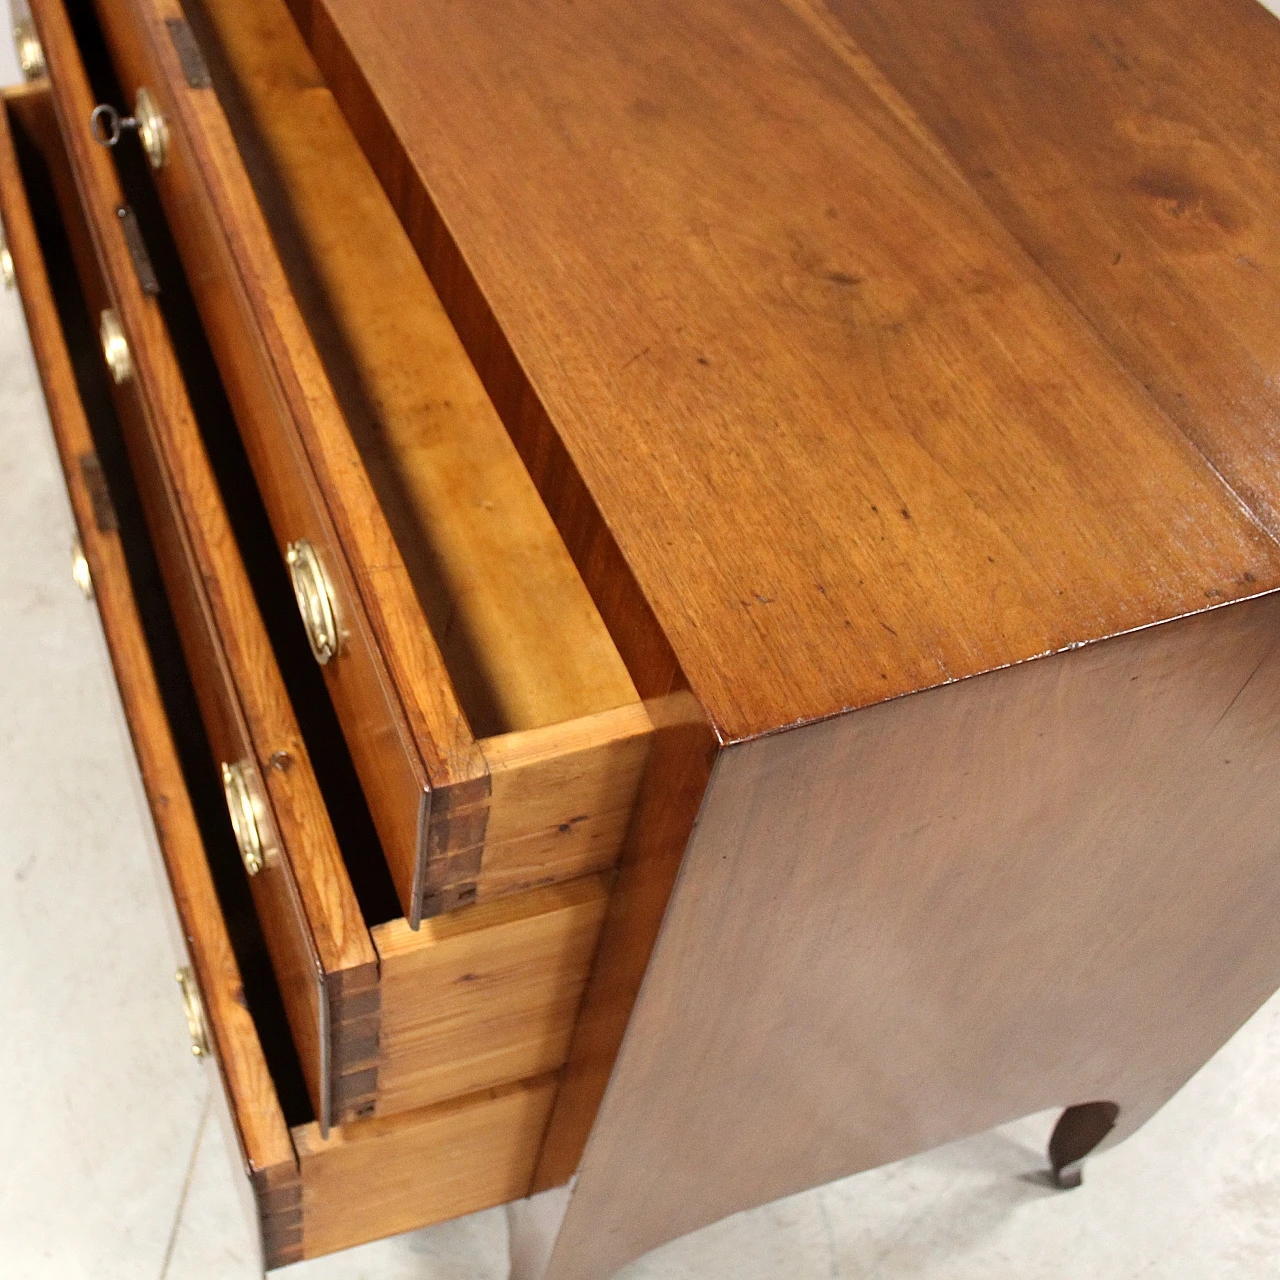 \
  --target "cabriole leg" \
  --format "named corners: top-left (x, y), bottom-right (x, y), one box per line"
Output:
top-left (1049, 1101), bottom-right (1119, 1188)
